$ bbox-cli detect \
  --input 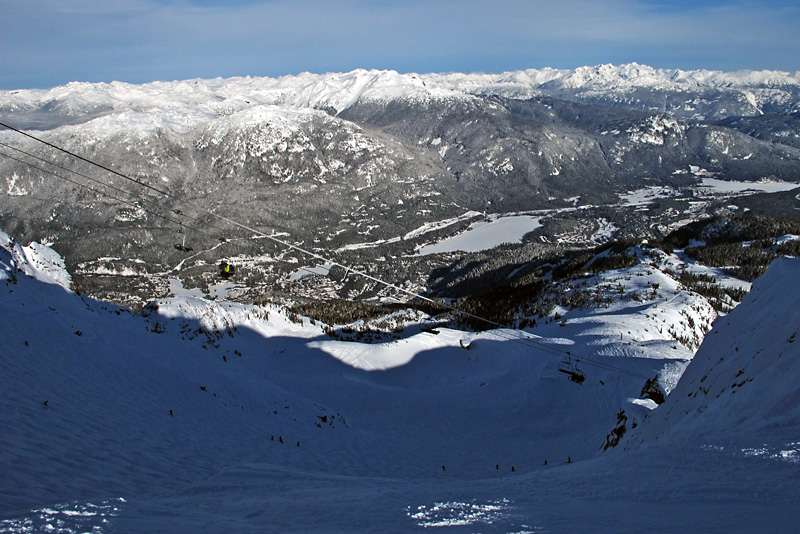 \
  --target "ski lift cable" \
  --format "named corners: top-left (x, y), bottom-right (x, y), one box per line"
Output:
top-left (0, 140), bottom-right (134, 198)
top-left (0, 123), bottom-right (650, 380)
top-left (0, 122), bottom-right (340, 260)
top-left (0, 141), bottom-right (202, 228)
top-left (0, 140), bottom-right (241, 244)
top-left (0, 121), bottom-right (170, 197)
top-left (0, 122), bottom-right (502, 324)
top-left (0, 127), bottom-right (360, 283)
top-left (0, 122), bottom-right (651, 381)
top-left (0, 149), bottom-right (219, 242)
top-left (0, 124), bottom-right (651, 381)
